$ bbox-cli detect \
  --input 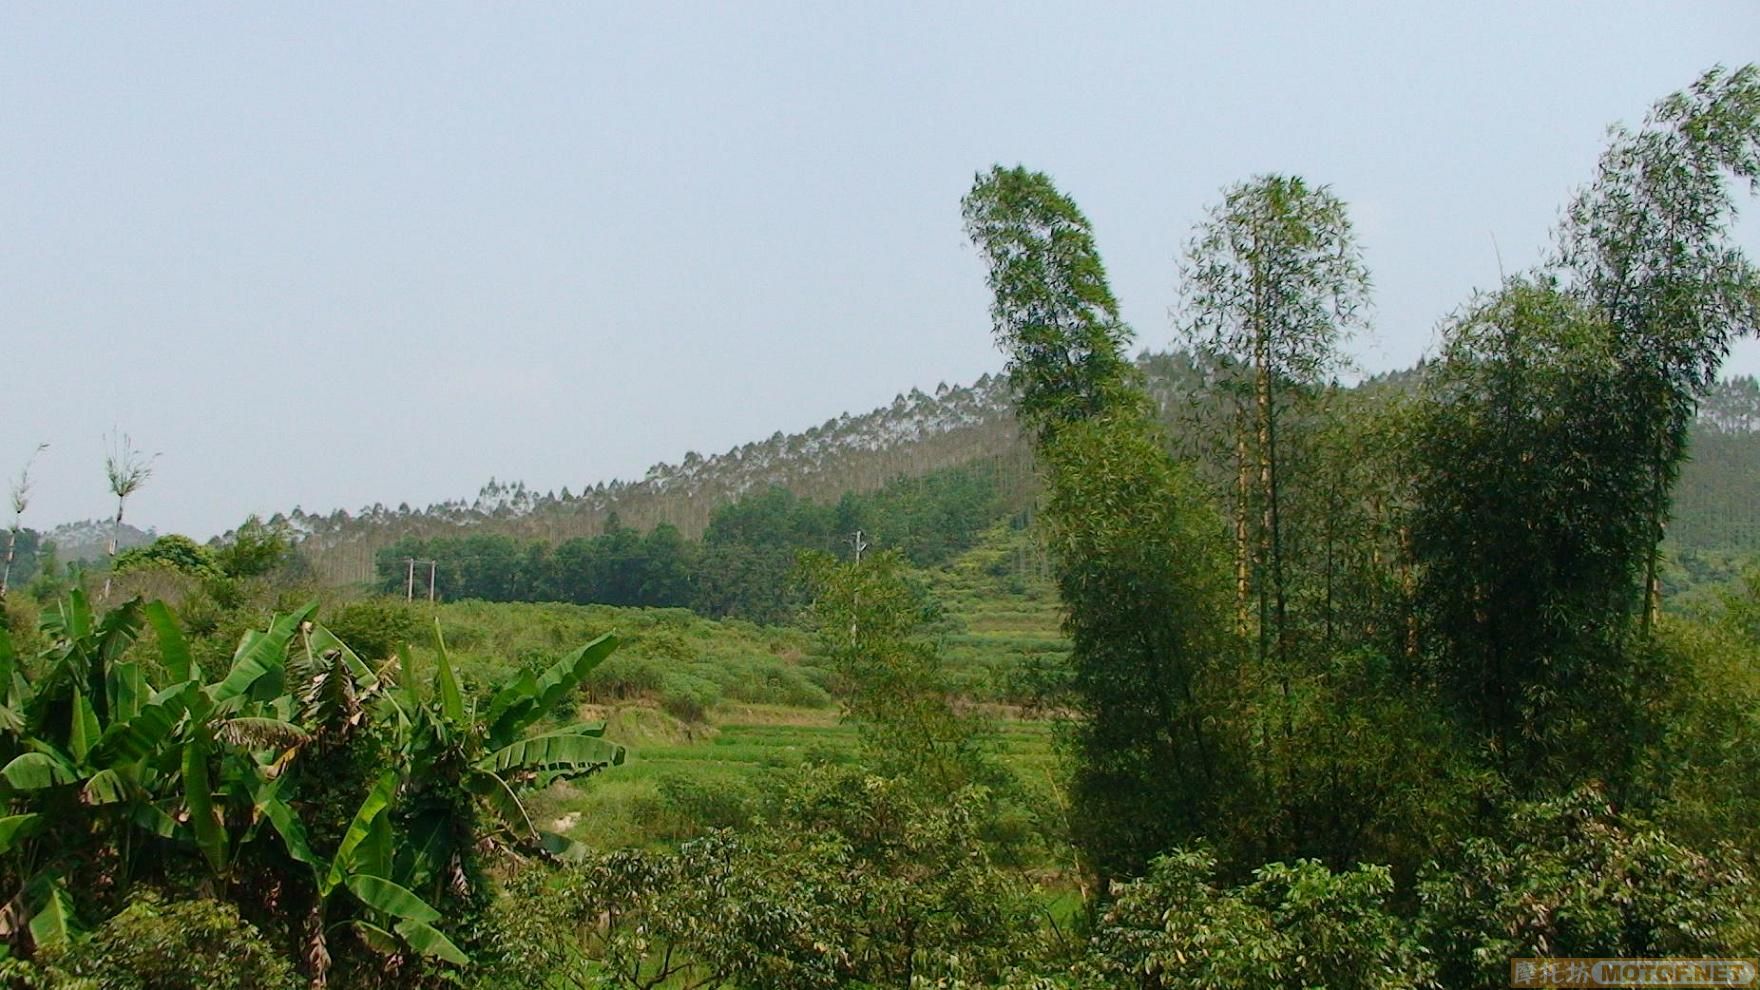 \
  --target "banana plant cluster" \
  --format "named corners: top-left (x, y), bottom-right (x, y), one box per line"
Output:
top-left (0, 590), bottom-right (624, 974)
